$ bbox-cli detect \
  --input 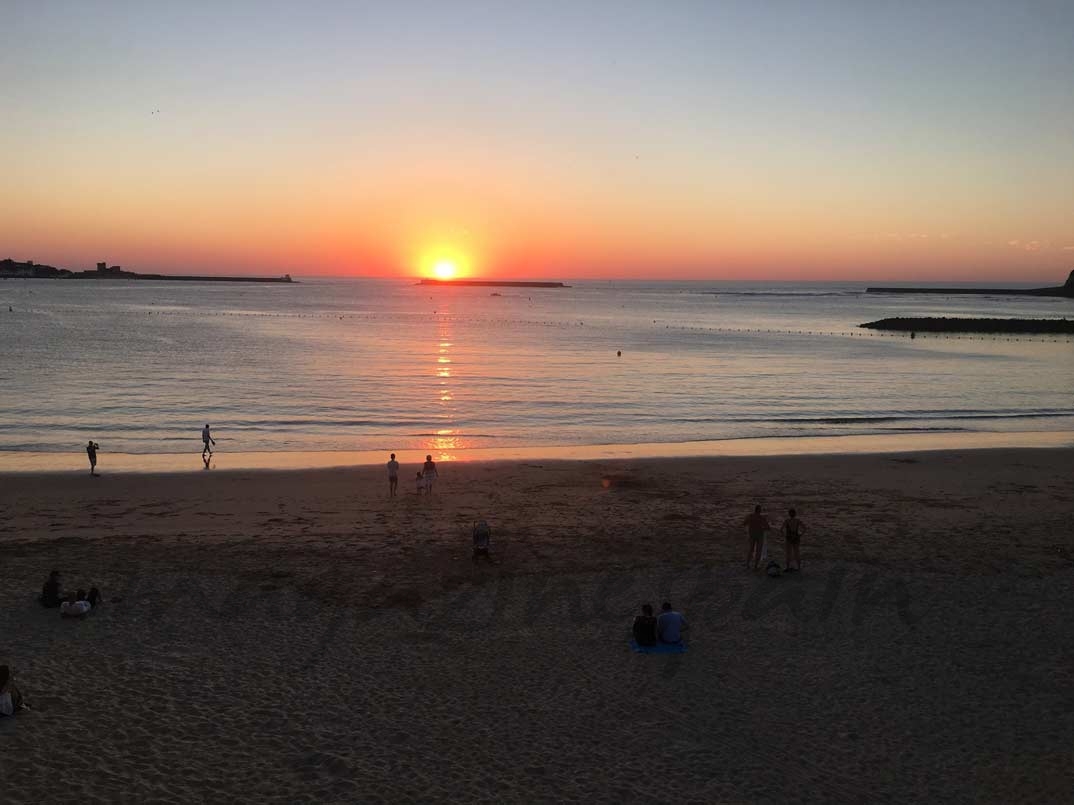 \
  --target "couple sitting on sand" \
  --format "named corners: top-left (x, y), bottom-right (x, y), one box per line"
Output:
top-left (632, 602), bottom-right (688, 647)
top-left (743, 505), bottom-right (804, 574)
